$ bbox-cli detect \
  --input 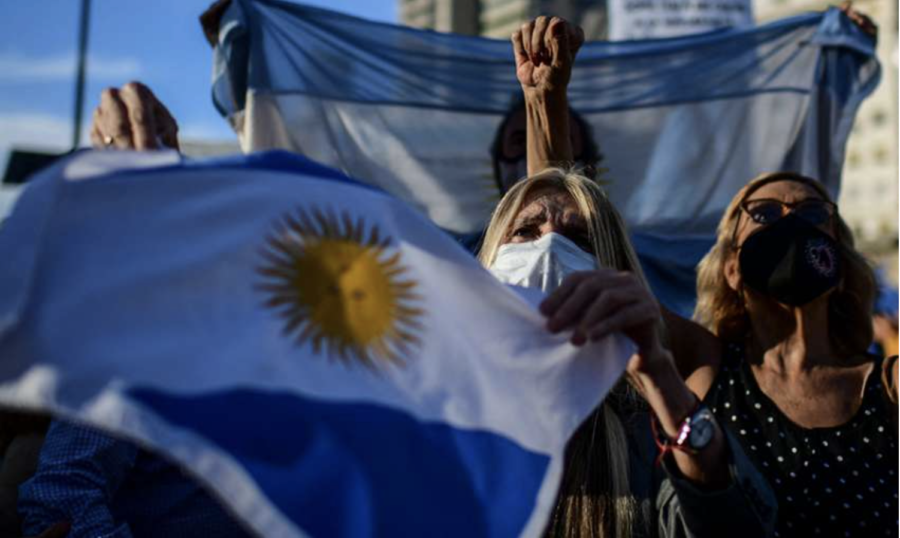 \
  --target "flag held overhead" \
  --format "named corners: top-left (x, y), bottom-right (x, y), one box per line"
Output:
top-left (207, 1), bottom-right (878, 317)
